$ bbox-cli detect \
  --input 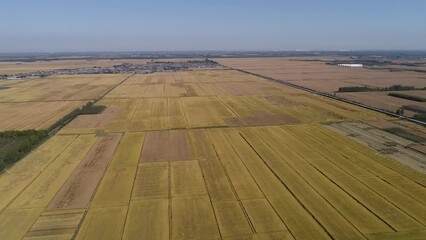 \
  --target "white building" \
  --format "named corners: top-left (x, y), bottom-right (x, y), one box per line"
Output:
top-left (337, 64), bottom-right (363, 68)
